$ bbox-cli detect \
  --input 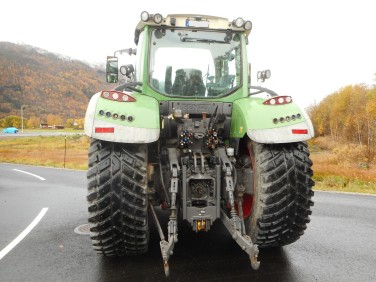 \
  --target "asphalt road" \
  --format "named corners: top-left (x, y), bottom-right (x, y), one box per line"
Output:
top-left (0, 163), bottom-right (375, 282)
